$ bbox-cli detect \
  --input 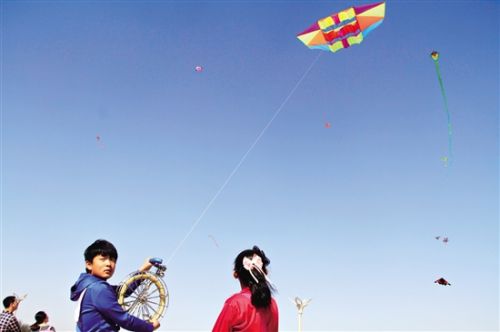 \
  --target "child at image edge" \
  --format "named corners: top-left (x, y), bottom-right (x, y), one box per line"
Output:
top-left (70, 239), bottom-right (160, 332)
